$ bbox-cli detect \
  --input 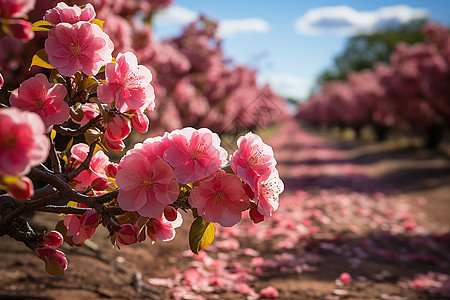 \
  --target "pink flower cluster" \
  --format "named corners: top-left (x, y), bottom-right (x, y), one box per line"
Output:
top-left (230, 132), bottom-right (283, 217)
top-left (115, 128), bottom-right (282, 228)
top-left (43, 3), bottom-right (113, 77)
